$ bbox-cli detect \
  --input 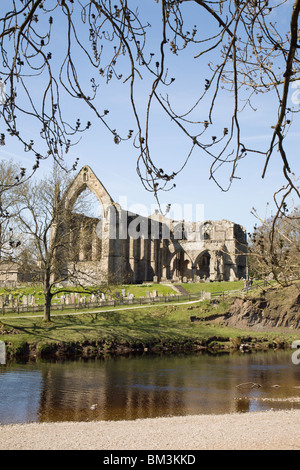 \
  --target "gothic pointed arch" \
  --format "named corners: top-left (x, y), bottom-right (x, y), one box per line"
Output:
top-left (62, 166), bottom-right (115, 216)
top-left (194, 249), bottom-right (211, 280)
